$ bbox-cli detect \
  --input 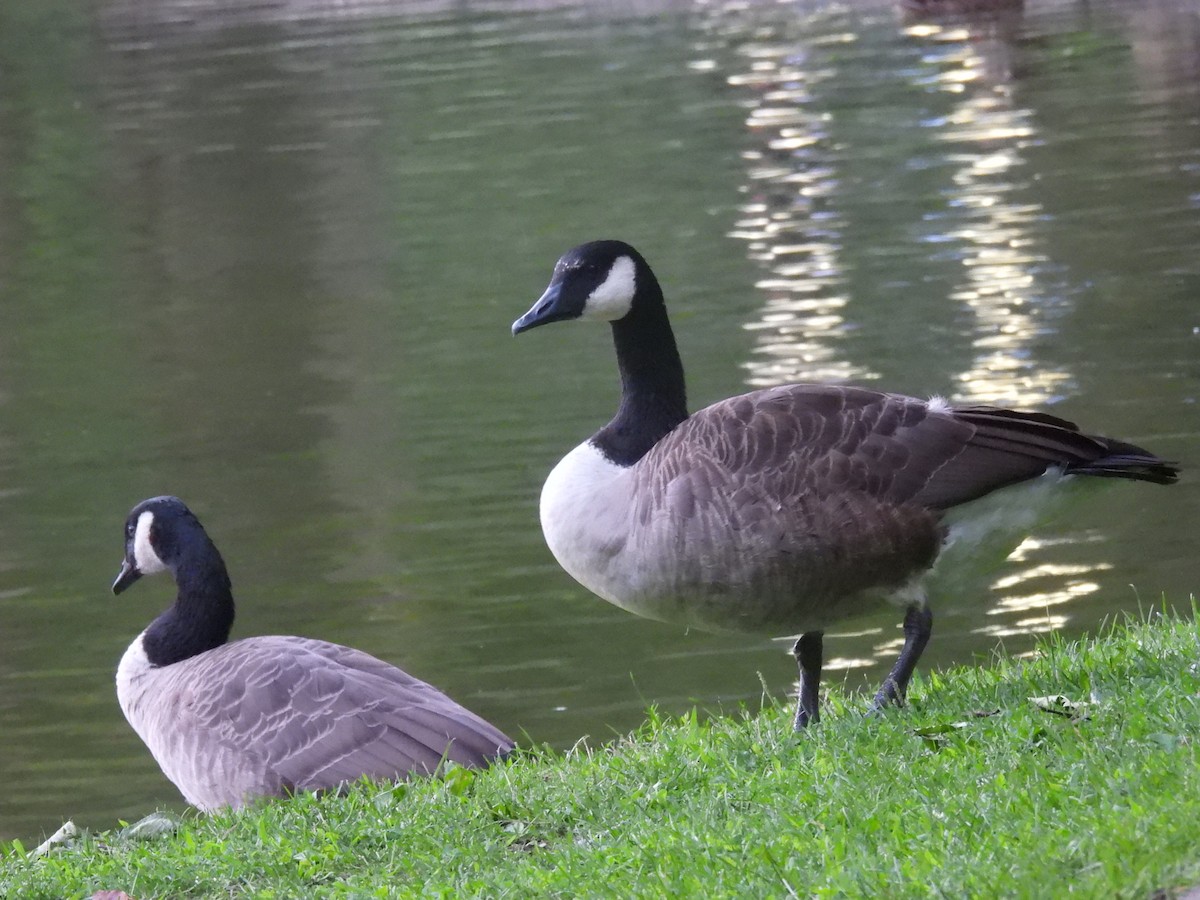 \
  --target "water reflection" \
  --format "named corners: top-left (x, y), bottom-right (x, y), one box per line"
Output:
top-left (701, 5), bottom-right (877, 387)
top-left (906, 9), bottom-right (1073, 407)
